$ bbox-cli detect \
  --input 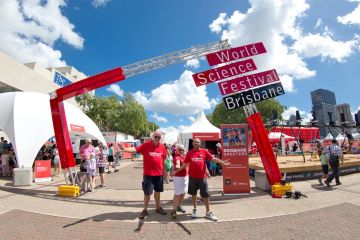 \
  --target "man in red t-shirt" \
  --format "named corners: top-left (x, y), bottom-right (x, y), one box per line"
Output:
top-left (124, 130), bottom-right (167, 219)
top-left (175, 138), bottom-right (229, 221)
